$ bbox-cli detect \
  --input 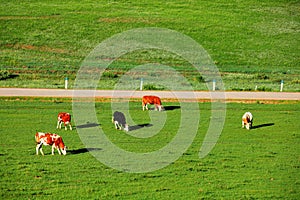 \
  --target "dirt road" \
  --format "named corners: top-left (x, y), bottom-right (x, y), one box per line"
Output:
top-left (0, 88), bottom-right (299, 100)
